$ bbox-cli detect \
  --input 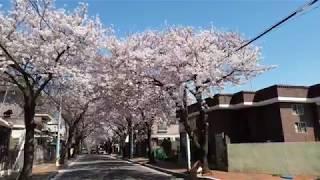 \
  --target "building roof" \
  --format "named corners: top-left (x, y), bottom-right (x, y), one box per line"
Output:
top-left (181, 83), bottom-right (320, 114)
top-left (35, 113), bottom-right (56, 123)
